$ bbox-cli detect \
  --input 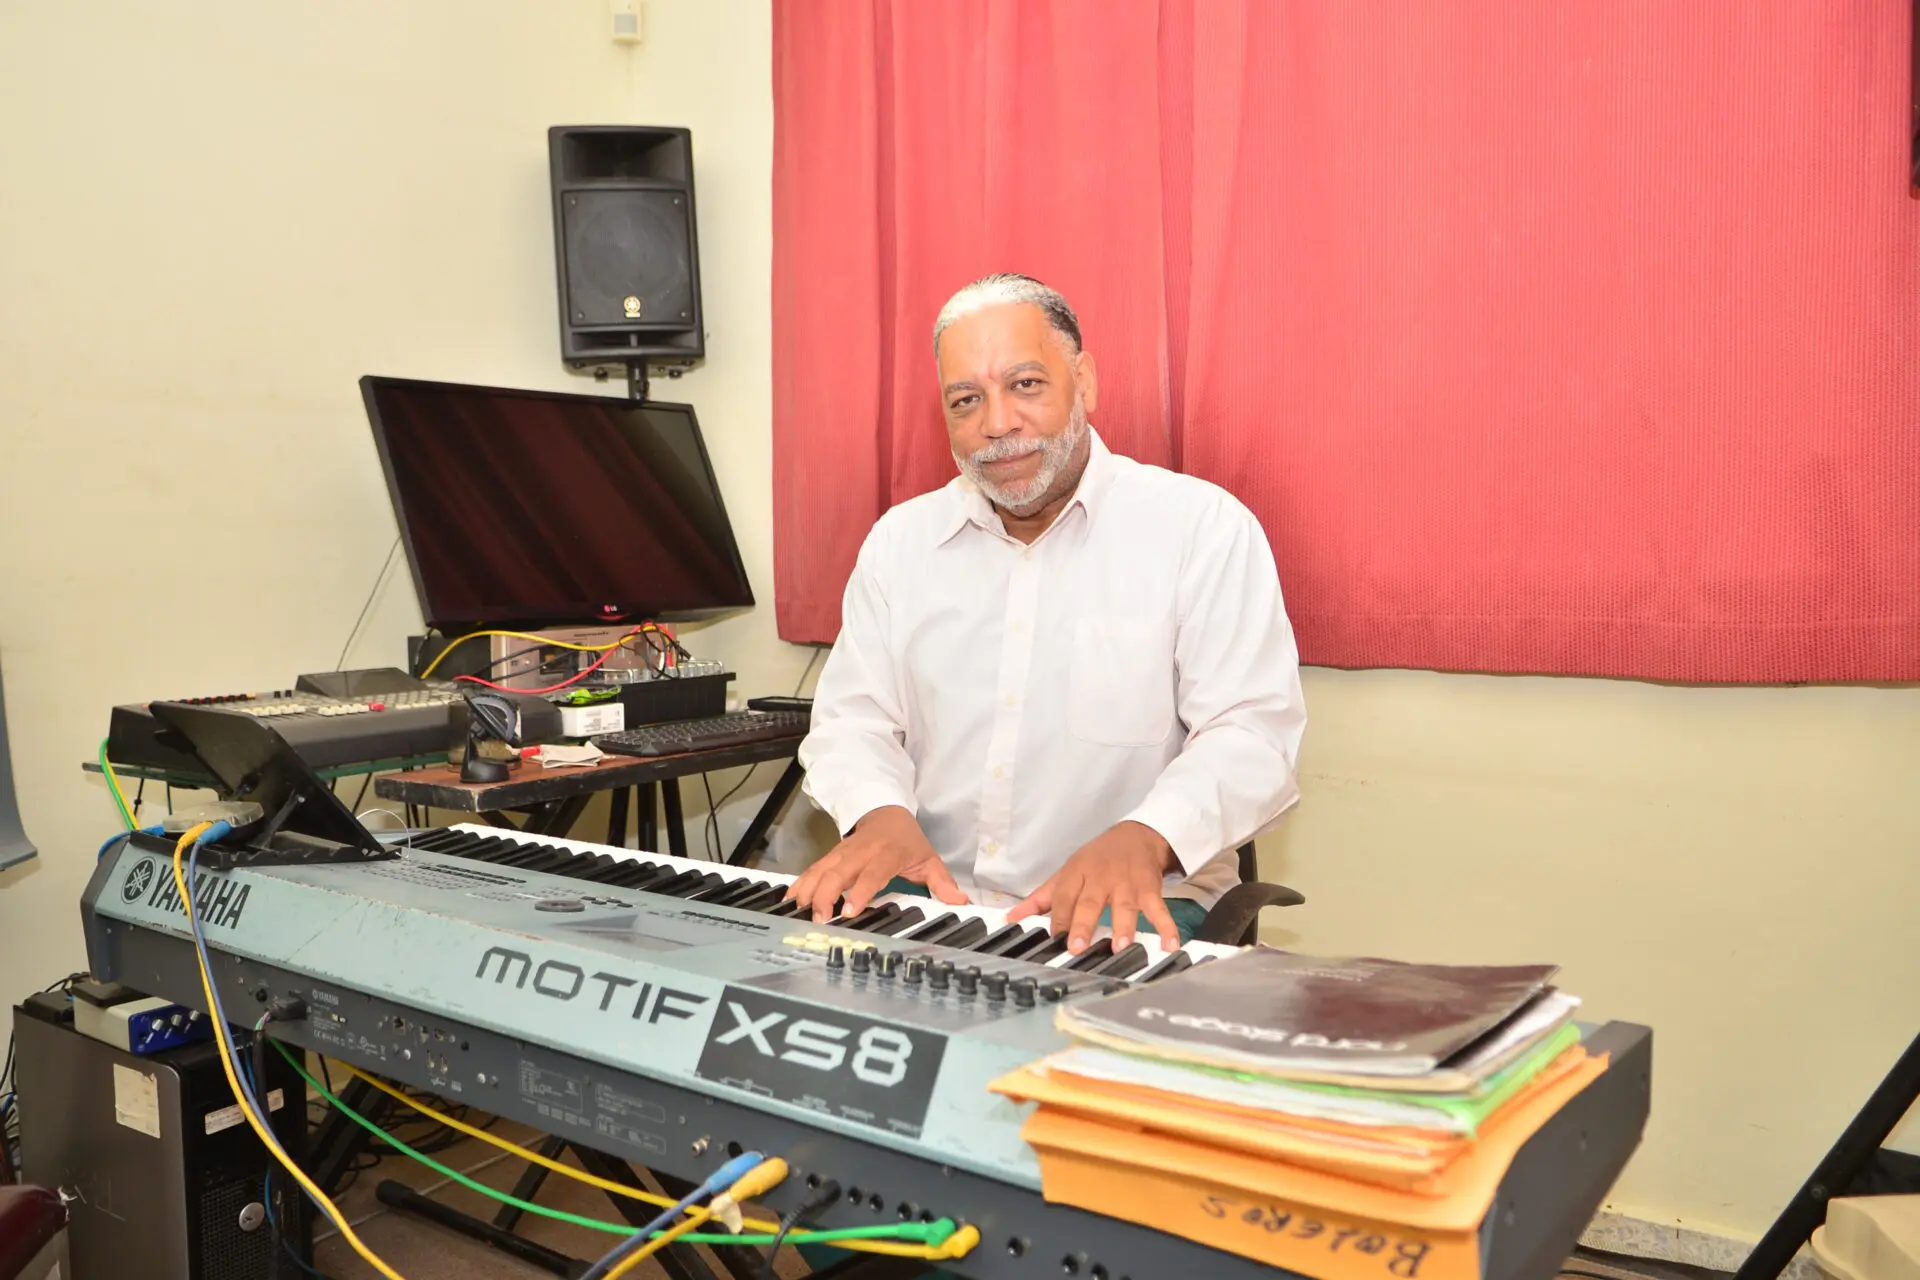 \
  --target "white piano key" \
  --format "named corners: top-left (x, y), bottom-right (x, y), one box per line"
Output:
top-left (431, 823), bottom-right (1244, 977)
